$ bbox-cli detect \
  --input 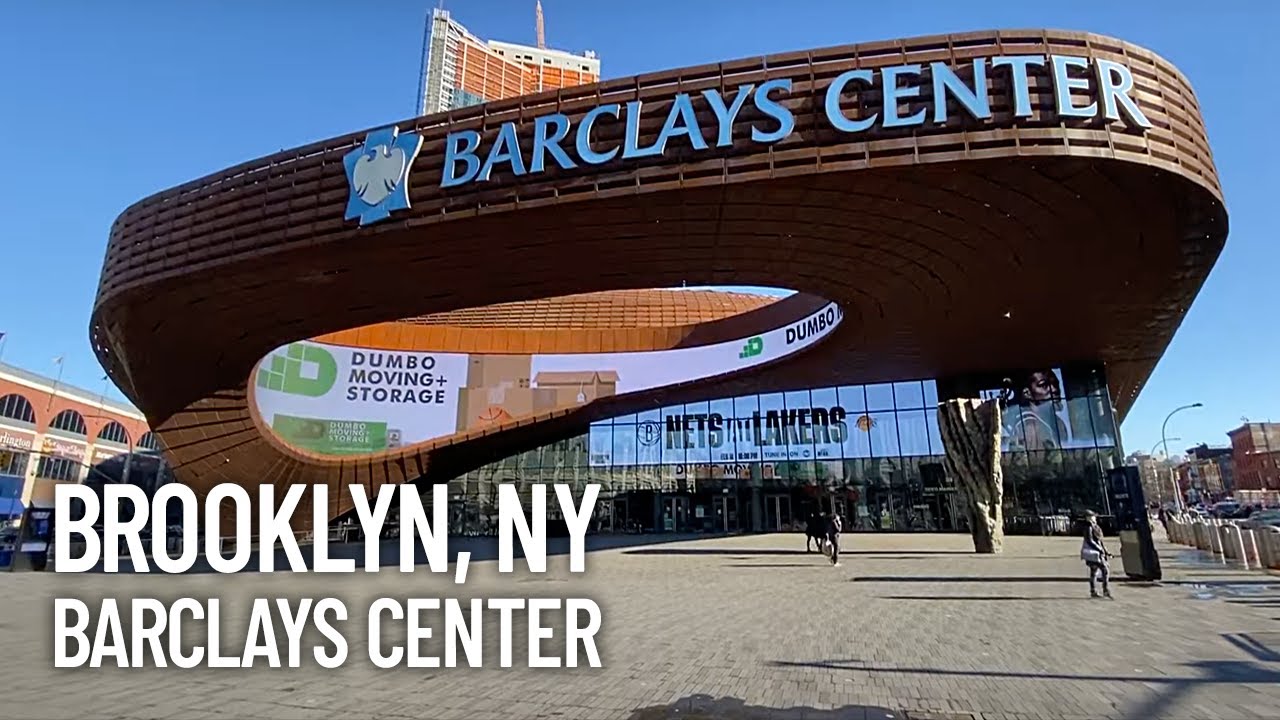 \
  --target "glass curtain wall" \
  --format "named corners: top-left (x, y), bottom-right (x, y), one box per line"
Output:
top-left (428, 367), bottom-right (1122, 536)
